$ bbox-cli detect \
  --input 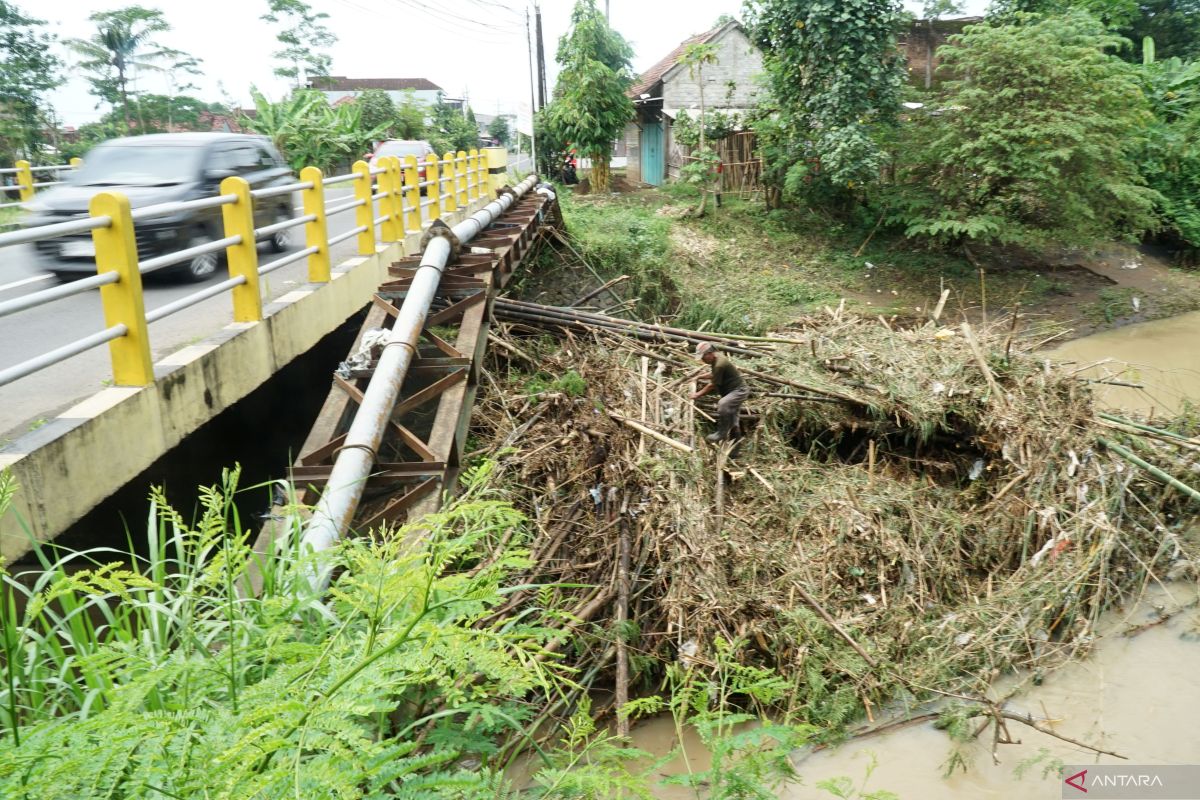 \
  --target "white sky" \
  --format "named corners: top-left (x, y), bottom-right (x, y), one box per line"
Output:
top-left (39, 0), bottom-right (989, 127)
